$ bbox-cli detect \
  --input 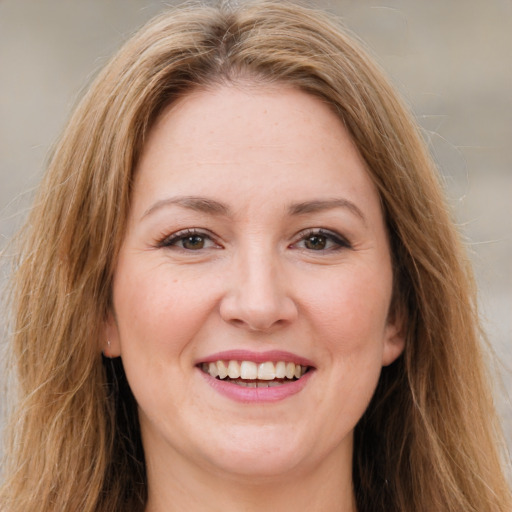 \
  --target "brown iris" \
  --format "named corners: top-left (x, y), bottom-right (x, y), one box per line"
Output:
top-left (182, 235), bottom-right (205, 250)
top-left (304, 234), bottom-right (327, 250)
